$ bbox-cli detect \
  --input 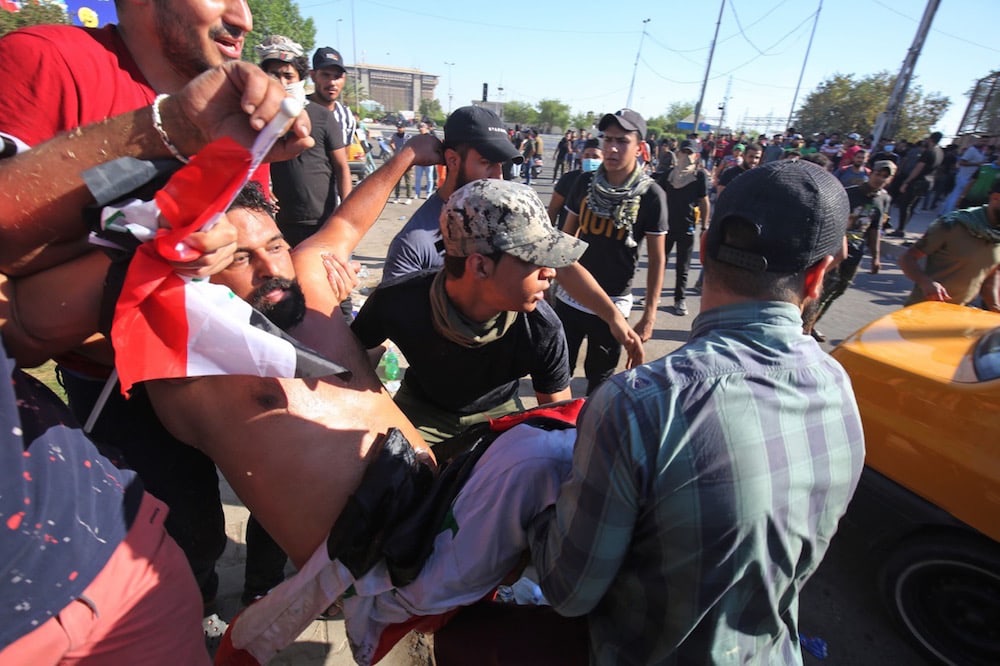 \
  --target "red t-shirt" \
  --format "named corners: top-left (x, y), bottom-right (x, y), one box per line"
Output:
top-left (0, 25), bottom-right (155, 146)
top-left (0, 24), bottom-right (271, 378)
top-left (839, 145), bottom-right (864, 170)
top-left (0, 24), bottom-right (272, 192)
